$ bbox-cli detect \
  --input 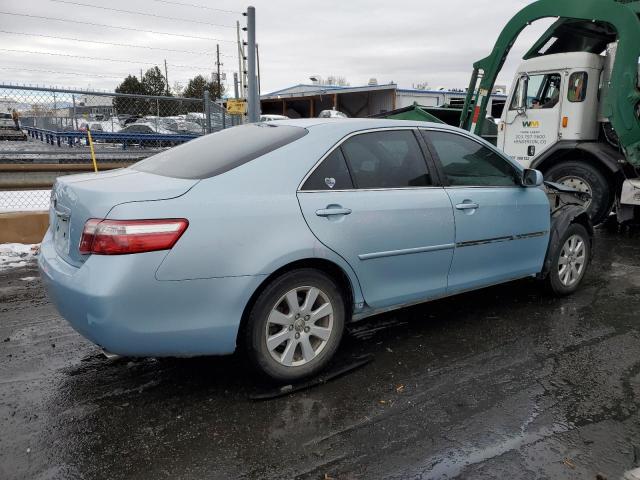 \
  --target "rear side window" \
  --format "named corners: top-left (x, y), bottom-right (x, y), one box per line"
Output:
top-left (340, 130), bottom-right (431, 189)
top-left (132, 124), bottom-right (307, 179)
top-left (426, 131), bottom-right (519, 187)
top-left (301, 149), bottom-right (353, 190)
top-left (568, 72), bottom-right (588, 102)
